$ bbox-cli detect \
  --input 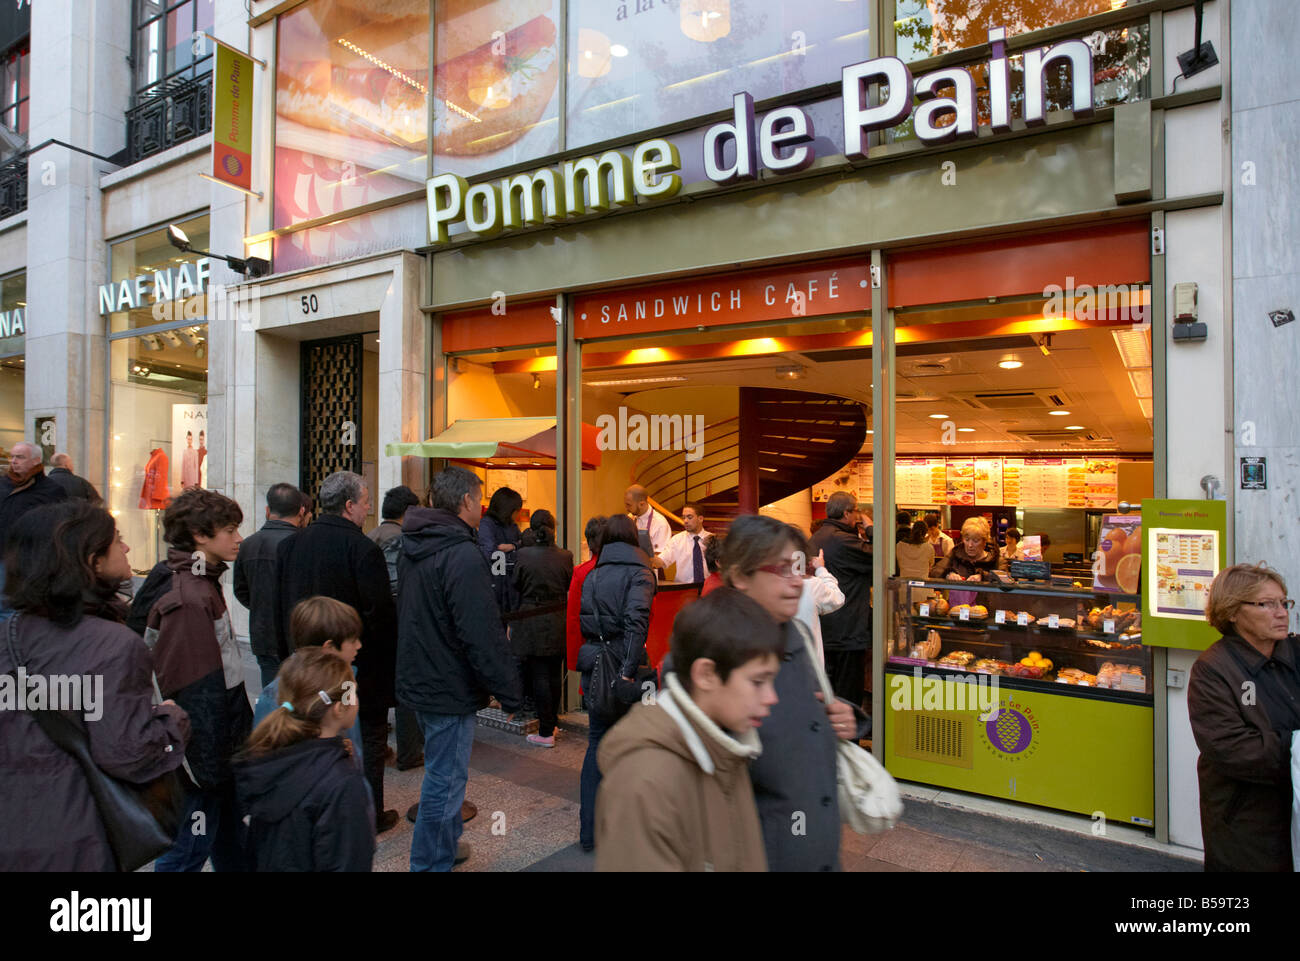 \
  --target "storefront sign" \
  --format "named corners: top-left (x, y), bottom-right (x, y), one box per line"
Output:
top-left (0, 307), bottom-right (23, 339)
top-left (574, 259), bottom-right (869, 339)
top-left (213, 42), bottom-right (255, 192)
top-left (97, 259), bottom-right (212, 315)
top-left (429, 27), bottom-right (1094, 246)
